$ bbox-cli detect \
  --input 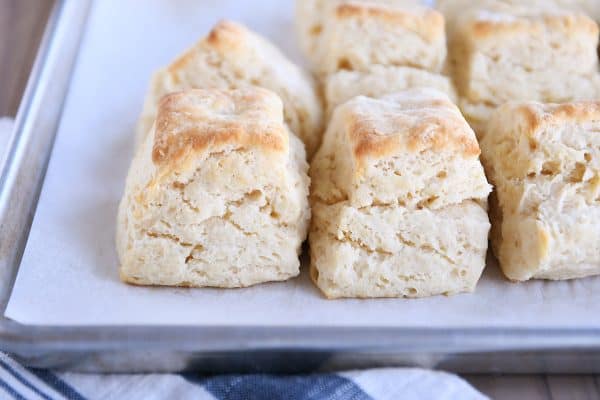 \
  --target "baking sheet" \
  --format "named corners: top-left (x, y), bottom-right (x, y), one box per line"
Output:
top-left (5, 0), bottom-right (600, 327)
